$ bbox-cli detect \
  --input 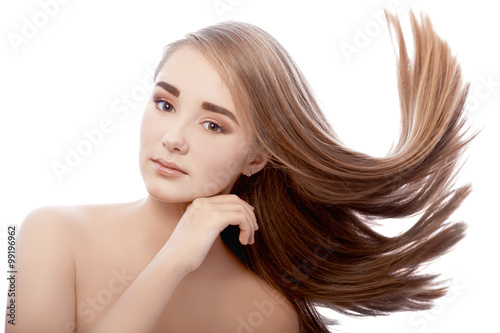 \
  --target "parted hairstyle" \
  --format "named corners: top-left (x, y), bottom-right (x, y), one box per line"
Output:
top-left (153, 11), bottom-right (473, 332)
